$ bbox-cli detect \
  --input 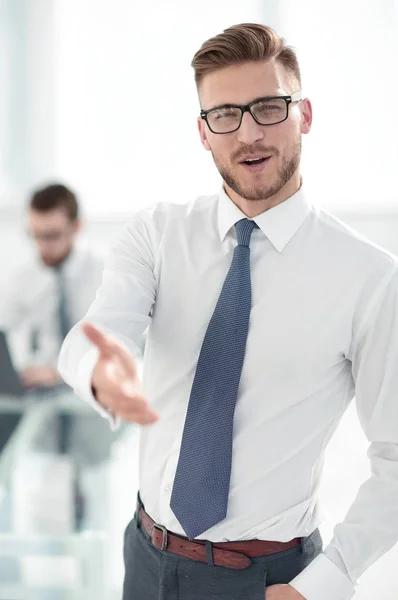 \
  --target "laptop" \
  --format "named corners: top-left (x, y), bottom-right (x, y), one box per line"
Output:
top-left (0, 330), bottom-right (26, 396)
top-left (0, 331), bottom-right (70, 452)
top-left (0, 330), bottom-right (68, 397)
top-left (0, 331), bottom-right (26, 452)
